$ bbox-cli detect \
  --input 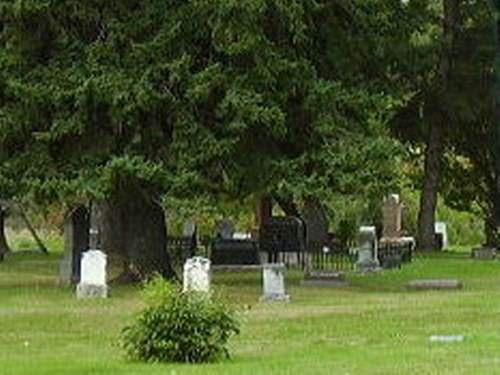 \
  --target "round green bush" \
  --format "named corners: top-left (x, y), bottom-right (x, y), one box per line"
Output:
top-left (122, 278), bottom-right (240, 363)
